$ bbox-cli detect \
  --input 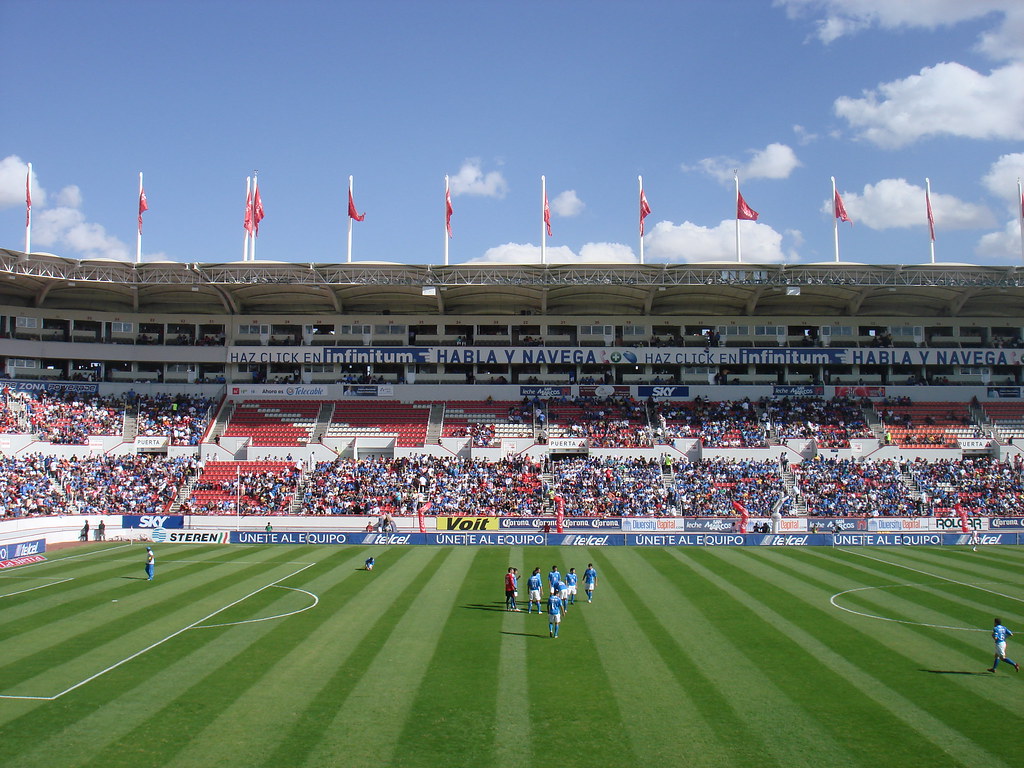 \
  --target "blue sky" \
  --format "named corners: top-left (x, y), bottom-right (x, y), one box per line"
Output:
top-left (1, 0), bottom-right (1022, 267)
